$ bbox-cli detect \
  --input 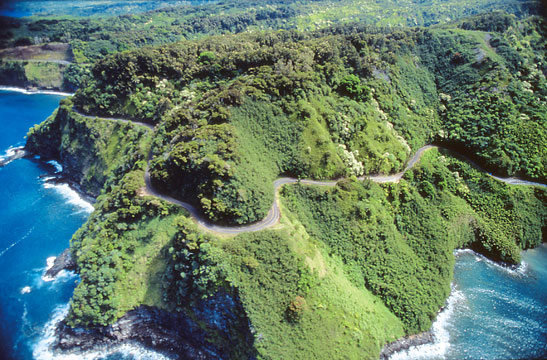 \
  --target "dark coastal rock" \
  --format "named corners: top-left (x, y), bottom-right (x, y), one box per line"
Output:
top-left (0, 147), bottom-right (26, 167)
top-left (45, 248), bottom-right (76, 279)
top-left (54, 306), bottom-right (214, 359)
top-left (379, 331), bottom-right (434, 360)
top-left (52, 292), bottom-right (256, 359)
